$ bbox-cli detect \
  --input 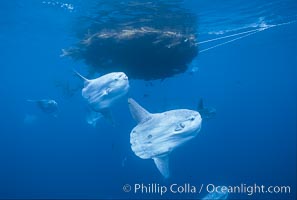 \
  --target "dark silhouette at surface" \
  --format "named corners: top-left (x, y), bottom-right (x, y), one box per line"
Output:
top-left (64, 0), bottom-right (198, 80)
